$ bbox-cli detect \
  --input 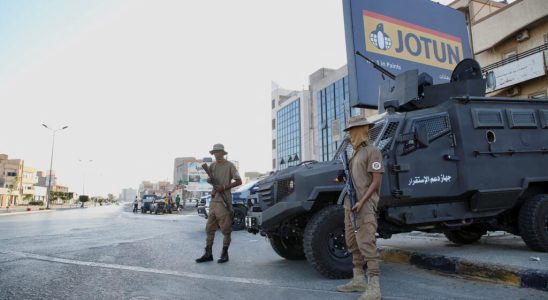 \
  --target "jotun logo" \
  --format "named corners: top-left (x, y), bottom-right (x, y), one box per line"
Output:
top-left (363, 10), bottom-right (464, 71)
